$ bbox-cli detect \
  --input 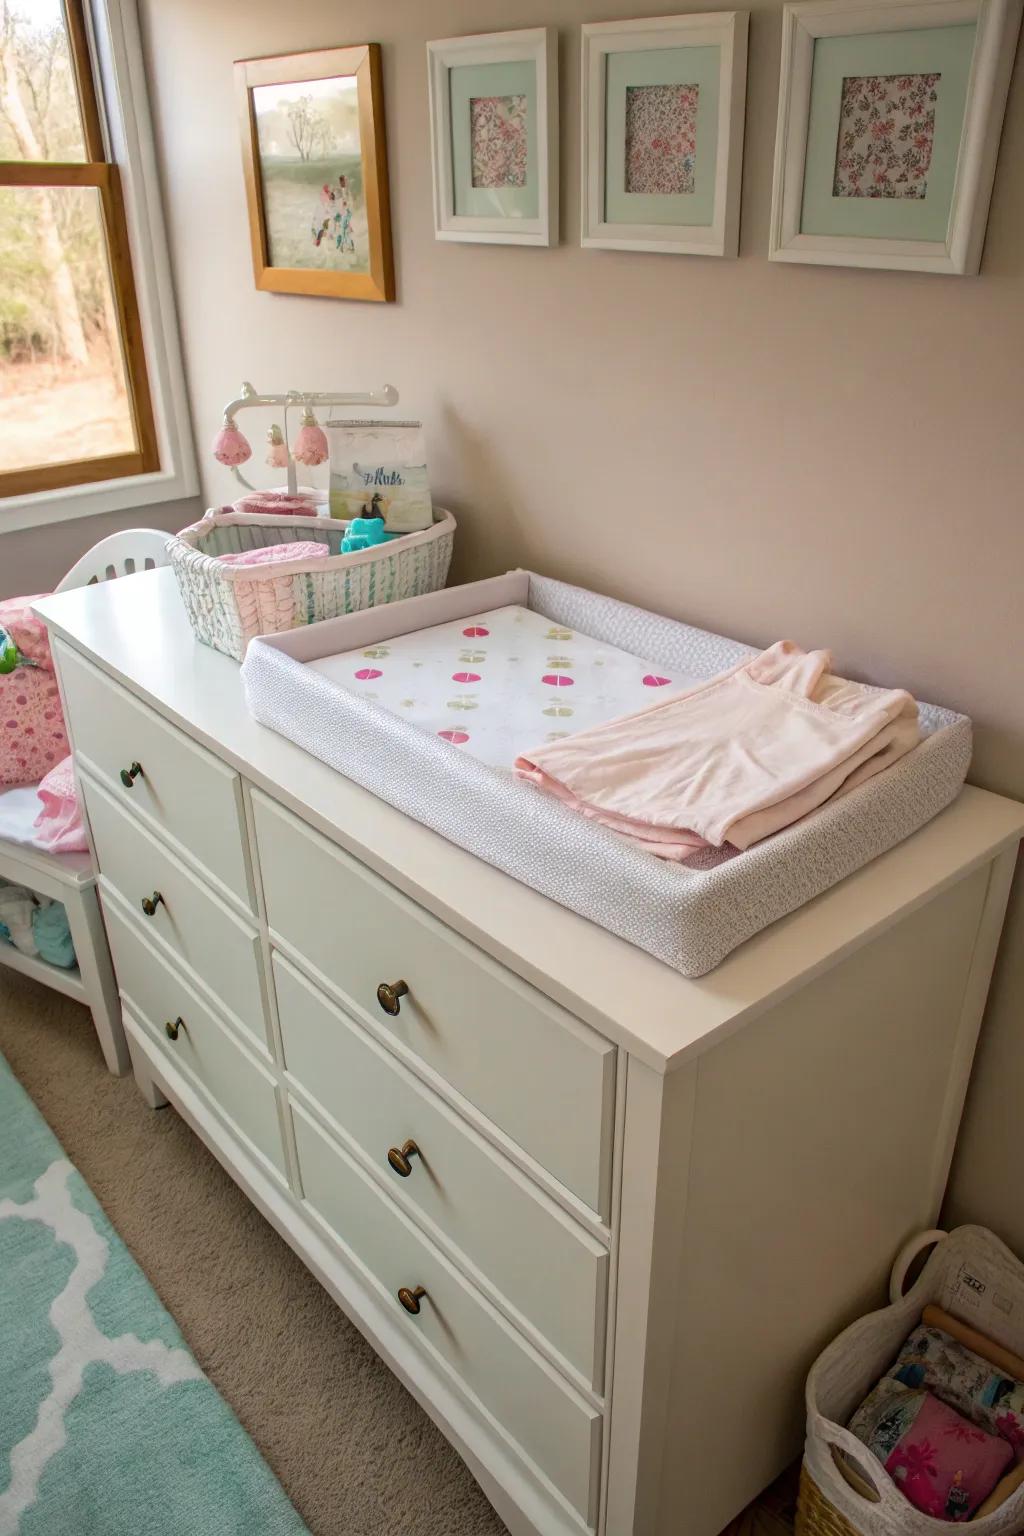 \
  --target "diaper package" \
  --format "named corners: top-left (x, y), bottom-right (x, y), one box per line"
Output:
top-left (327, 420), bottom-right (432, 535)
